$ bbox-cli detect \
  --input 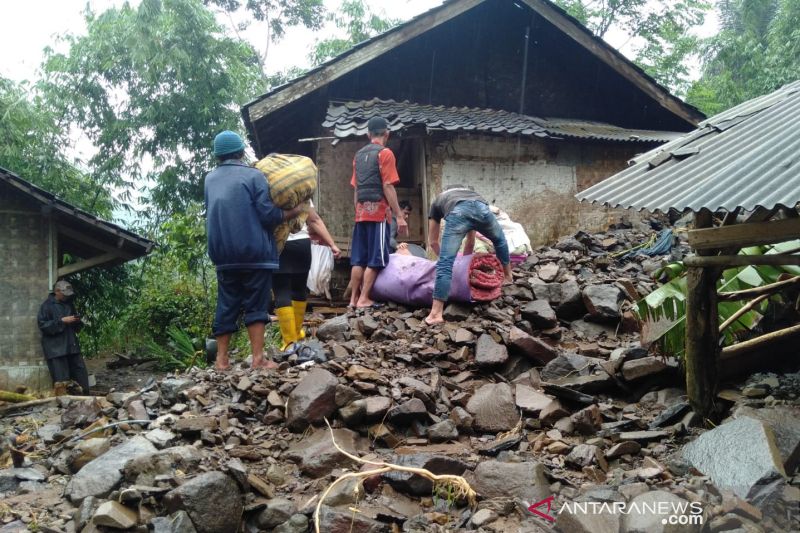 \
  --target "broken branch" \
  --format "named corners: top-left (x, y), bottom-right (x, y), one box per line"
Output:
top-left (721, 323), bottom-right (800, 359)
top-left (314, 419), bottom-right (477, 533)
top-left (718, 275), bottom-right (800, 301)
top-left (718, 294), bottom-right (769, 333)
